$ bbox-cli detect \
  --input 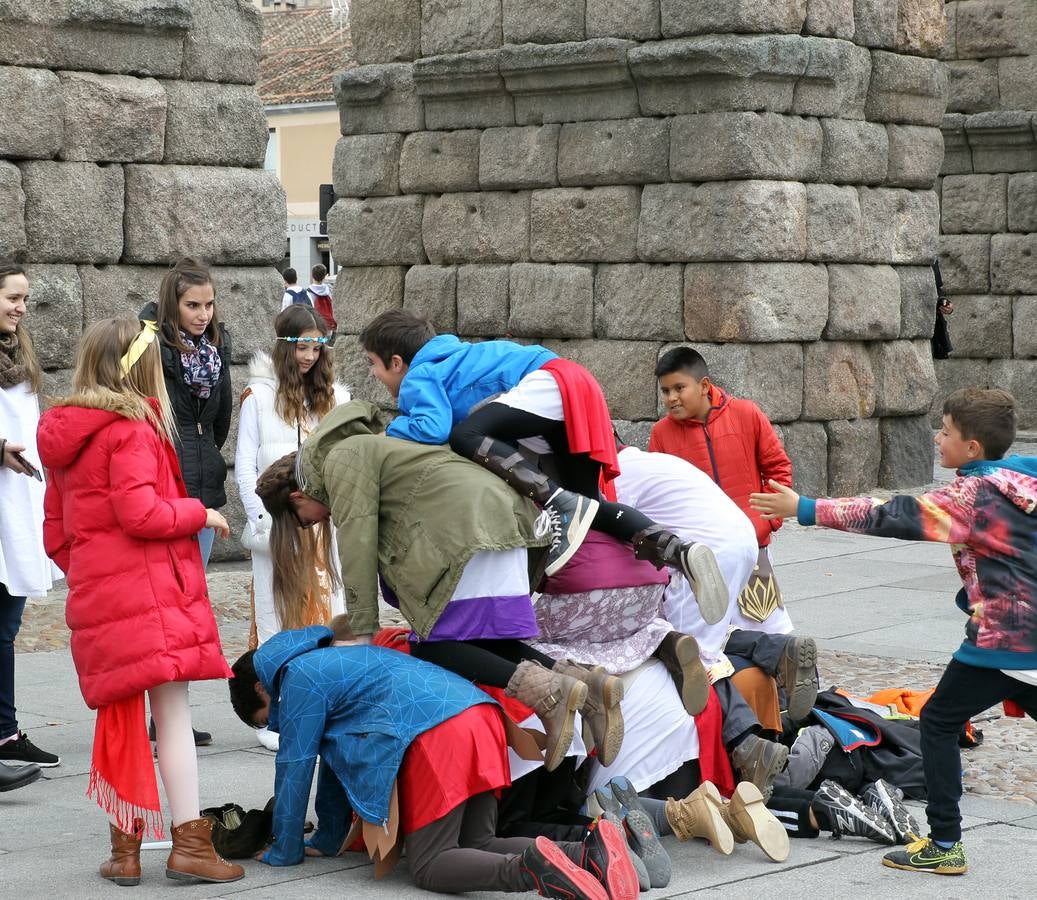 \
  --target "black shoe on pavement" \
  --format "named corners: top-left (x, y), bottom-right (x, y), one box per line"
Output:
top-left (0, 763), bottom-right (42, 792)
top-left (149, 717), bottom-right (212, 747)
top-left (729, 733), bottom-right (788, 802)
top-left (775, 637), bottom-right (818, 723)
top-left (862, 779), bottom-right (921, 844)
top-left (540, 489), bottom-right (599, 577)
top-left (519, 836), bottom-right (608, 900)
top-left (0, 732), bottom-right (60, 767)
top-left (812, 780), bottom-right (896, 844)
